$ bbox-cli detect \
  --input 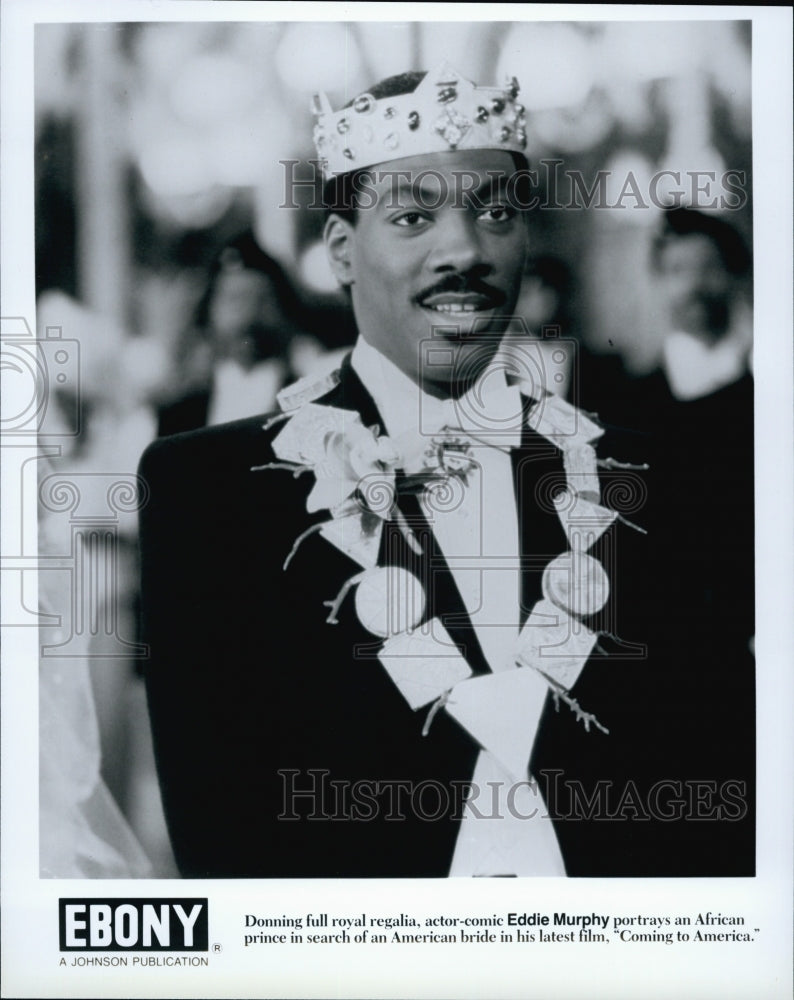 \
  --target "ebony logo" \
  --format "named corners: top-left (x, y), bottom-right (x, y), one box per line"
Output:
top-left (59, 899), bottom-right (208, 951)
